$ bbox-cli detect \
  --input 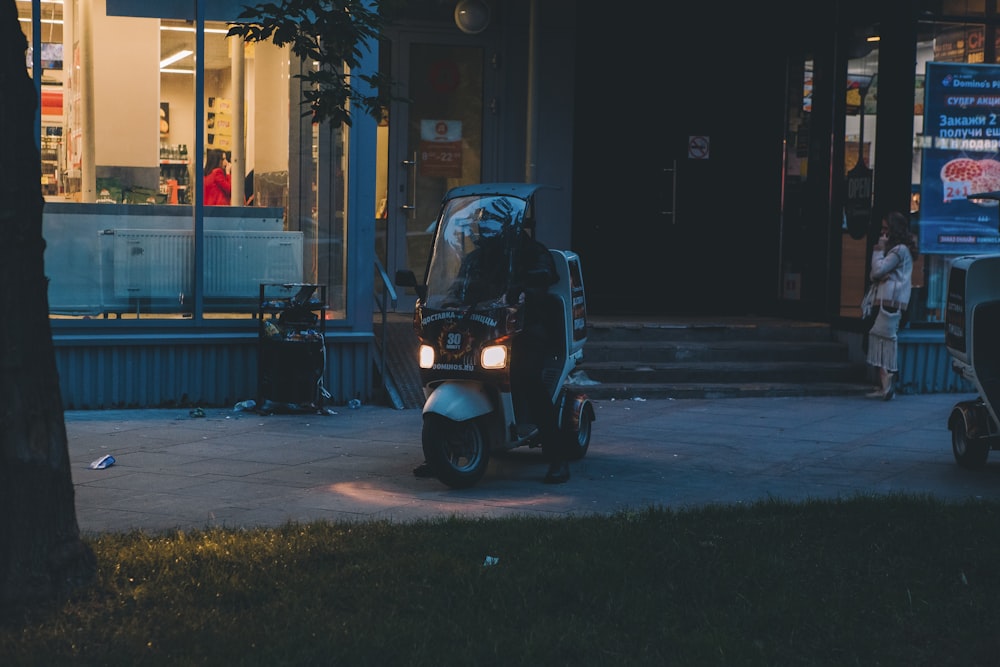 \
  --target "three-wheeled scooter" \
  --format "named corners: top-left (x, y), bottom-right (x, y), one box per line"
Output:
top-left (395, 183), bottom-right (595, 488)
top-left (945, 252), bottom-right (1000, 468)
